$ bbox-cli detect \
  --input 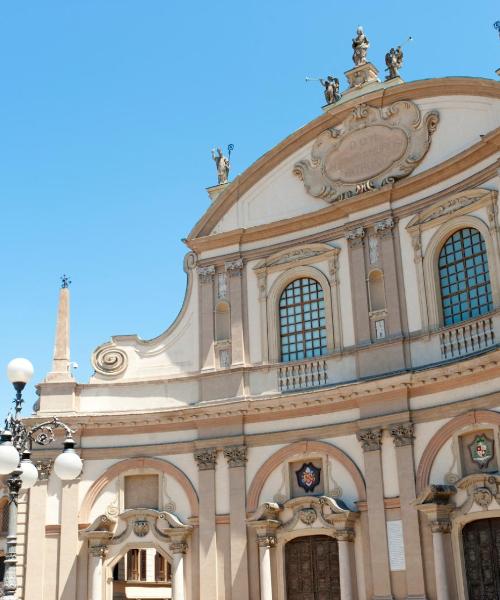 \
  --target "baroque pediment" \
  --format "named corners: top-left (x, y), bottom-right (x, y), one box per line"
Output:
top-left (294, 100), bottom-right (439, 203)
top-left (254, 243), bottom-right (339, 274)
top-left (407, 188), bottom-right (497, 231)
